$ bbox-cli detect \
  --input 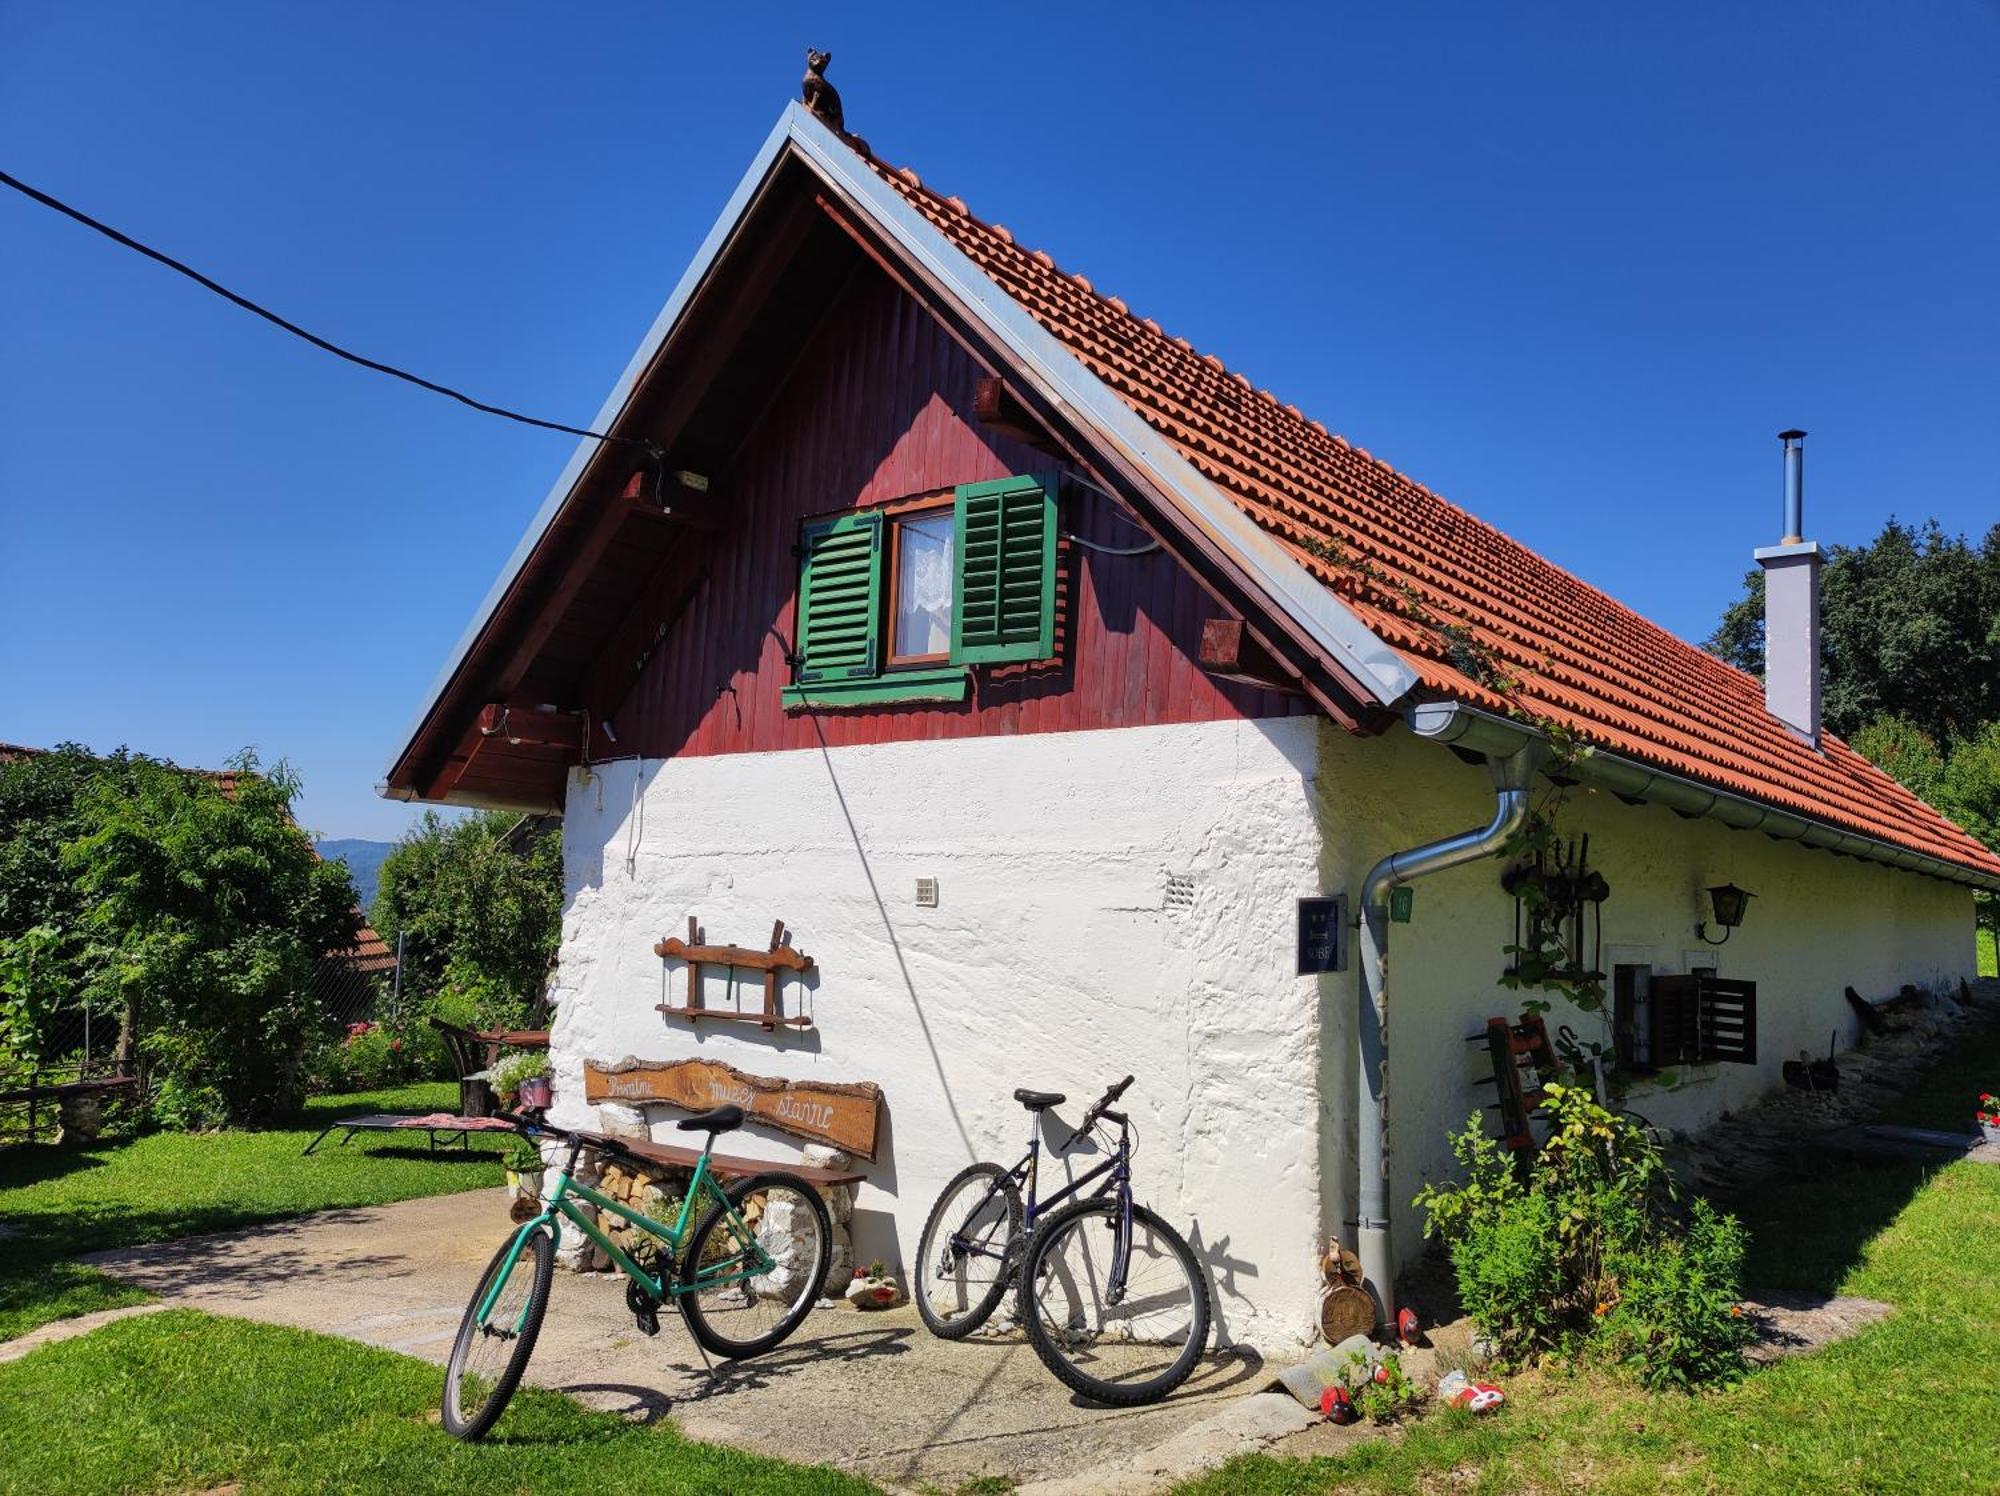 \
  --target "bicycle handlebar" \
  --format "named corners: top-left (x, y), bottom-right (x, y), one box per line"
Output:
top-left (1062, 1074), bottom-right (1136, 1149)
top-left (495, 1109), bottom-right (635, 1161)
